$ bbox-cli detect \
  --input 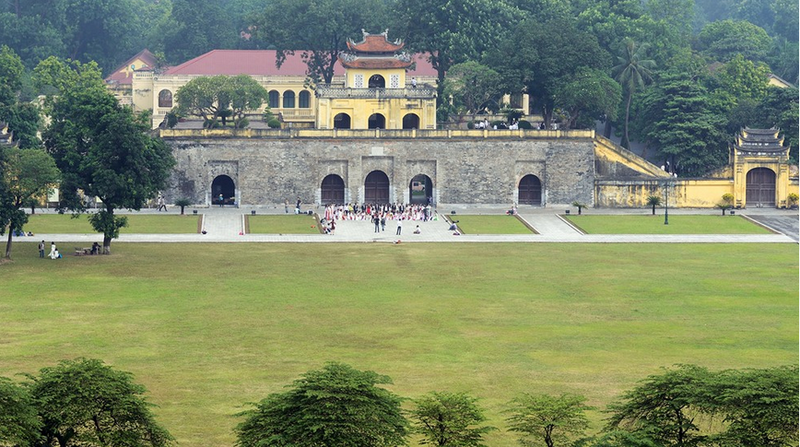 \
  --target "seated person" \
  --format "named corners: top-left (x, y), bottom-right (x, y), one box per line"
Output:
top-left (91, 242), bottom-right (100, 255)
top-left (448, 221), bottom-right (458, 231)
top-left (413, 225), bottom-right (421, 234)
